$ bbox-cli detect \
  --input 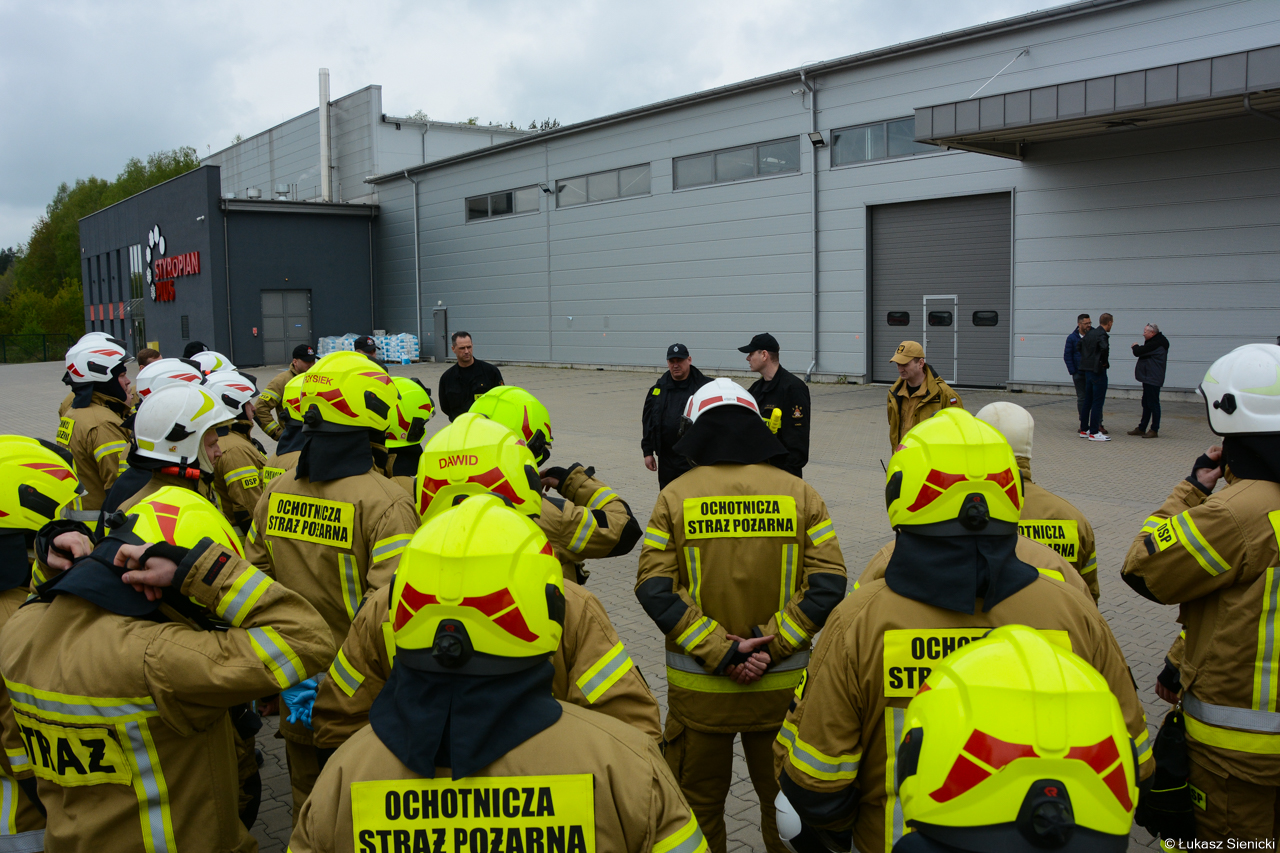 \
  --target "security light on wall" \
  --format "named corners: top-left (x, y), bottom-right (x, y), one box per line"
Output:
top-left (807, 131), bottom-right (826, 147)
top-left (539, 183), bottom-right (553, 194)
